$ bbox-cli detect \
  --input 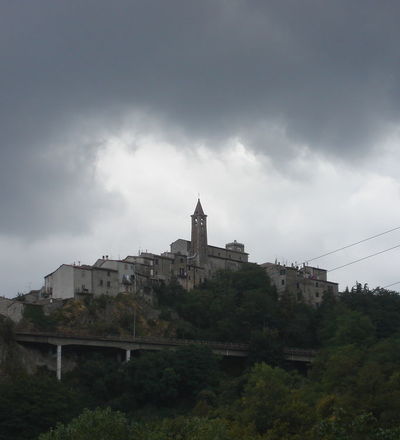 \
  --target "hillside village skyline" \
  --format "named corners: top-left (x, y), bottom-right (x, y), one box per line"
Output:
top-left (3, 194), bottom-right (400, 299)
top-left (3, 3), bottom-right (400, 438)
top-left (12, 199), bottom-right (337, 308)
top-left (3, 1), bottom-right (400, 303)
